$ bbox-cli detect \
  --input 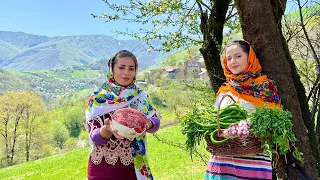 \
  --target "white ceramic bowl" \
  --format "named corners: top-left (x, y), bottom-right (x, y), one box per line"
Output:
top-left (112, 120), bottom-right (146, 139)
